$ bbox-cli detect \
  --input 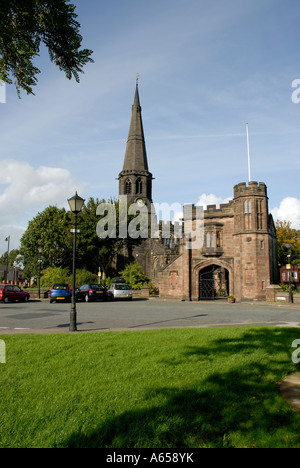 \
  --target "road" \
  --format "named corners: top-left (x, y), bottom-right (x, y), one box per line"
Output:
top-left (0, 298), bottom-right (299, 334)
